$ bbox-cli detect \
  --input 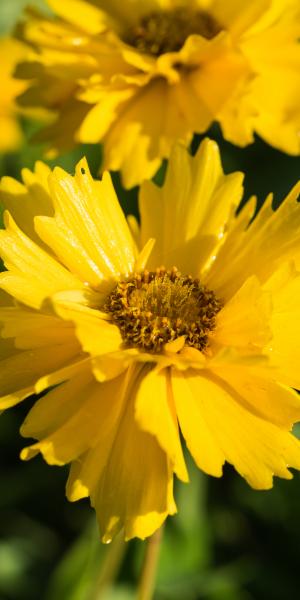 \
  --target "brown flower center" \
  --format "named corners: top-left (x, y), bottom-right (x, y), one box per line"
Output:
top-left (104, 267), bottom-right (222, 353)
top-left (123, 8), bottom-right (222, 56)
